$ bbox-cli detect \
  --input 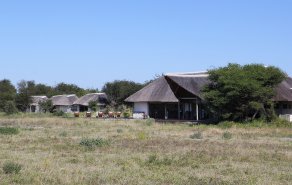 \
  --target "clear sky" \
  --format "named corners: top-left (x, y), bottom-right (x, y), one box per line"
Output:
top-left (0, 0), bottom-right (291, 89)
